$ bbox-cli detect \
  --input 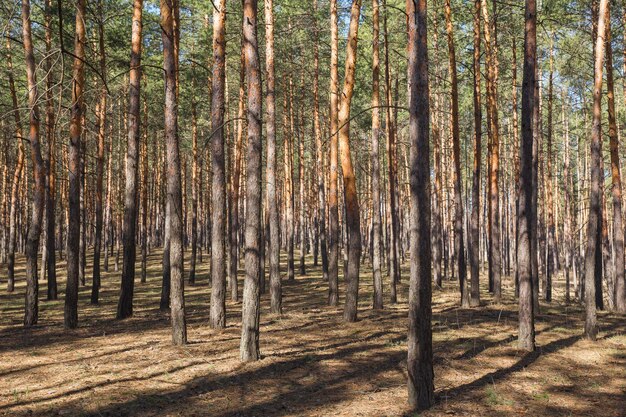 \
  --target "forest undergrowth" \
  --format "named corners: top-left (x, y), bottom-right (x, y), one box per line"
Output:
top-left (0, 250), bottom-right (624, 417)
